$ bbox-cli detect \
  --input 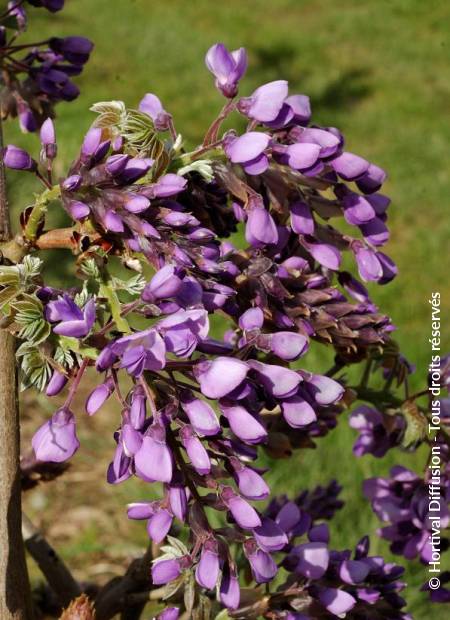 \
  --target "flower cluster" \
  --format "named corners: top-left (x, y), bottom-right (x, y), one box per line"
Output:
top-left (1, 41), bottom-right (432, 618)
top-left (152, 482), bottom-right (410, 619)
top-left (364, 465), bottom-right (450, 566)
top-left (0, 1), bottom-right (93, 131)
